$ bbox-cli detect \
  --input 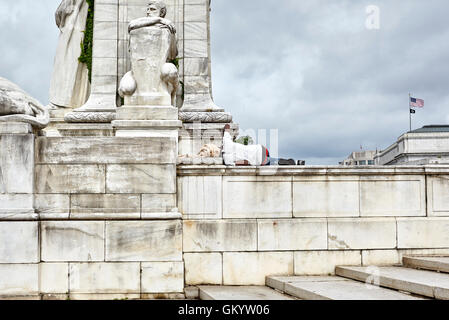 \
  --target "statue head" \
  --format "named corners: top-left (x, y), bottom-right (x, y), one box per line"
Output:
top-left (147, 1), bottom-right (167, 18)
